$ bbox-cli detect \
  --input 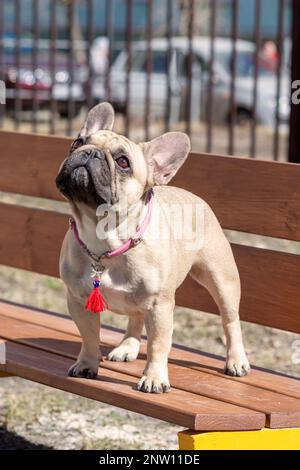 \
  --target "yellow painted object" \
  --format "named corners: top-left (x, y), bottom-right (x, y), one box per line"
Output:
top-left (178, 428), bottom-right (300, 450)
